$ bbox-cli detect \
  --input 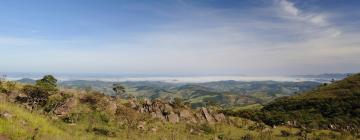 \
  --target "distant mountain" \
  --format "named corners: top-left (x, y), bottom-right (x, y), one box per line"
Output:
top-left (227, 73), bottom-right (360, 130)
top-left (16, 78), bottom-right (36, 84)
